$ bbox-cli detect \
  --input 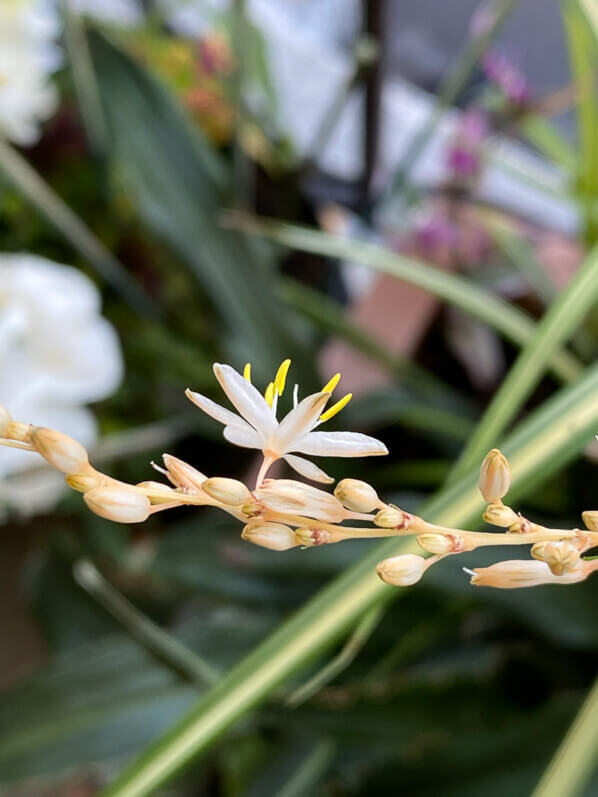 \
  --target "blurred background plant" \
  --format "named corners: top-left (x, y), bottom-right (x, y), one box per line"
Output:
top-left (3, 1), bottom-right (598, 796)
